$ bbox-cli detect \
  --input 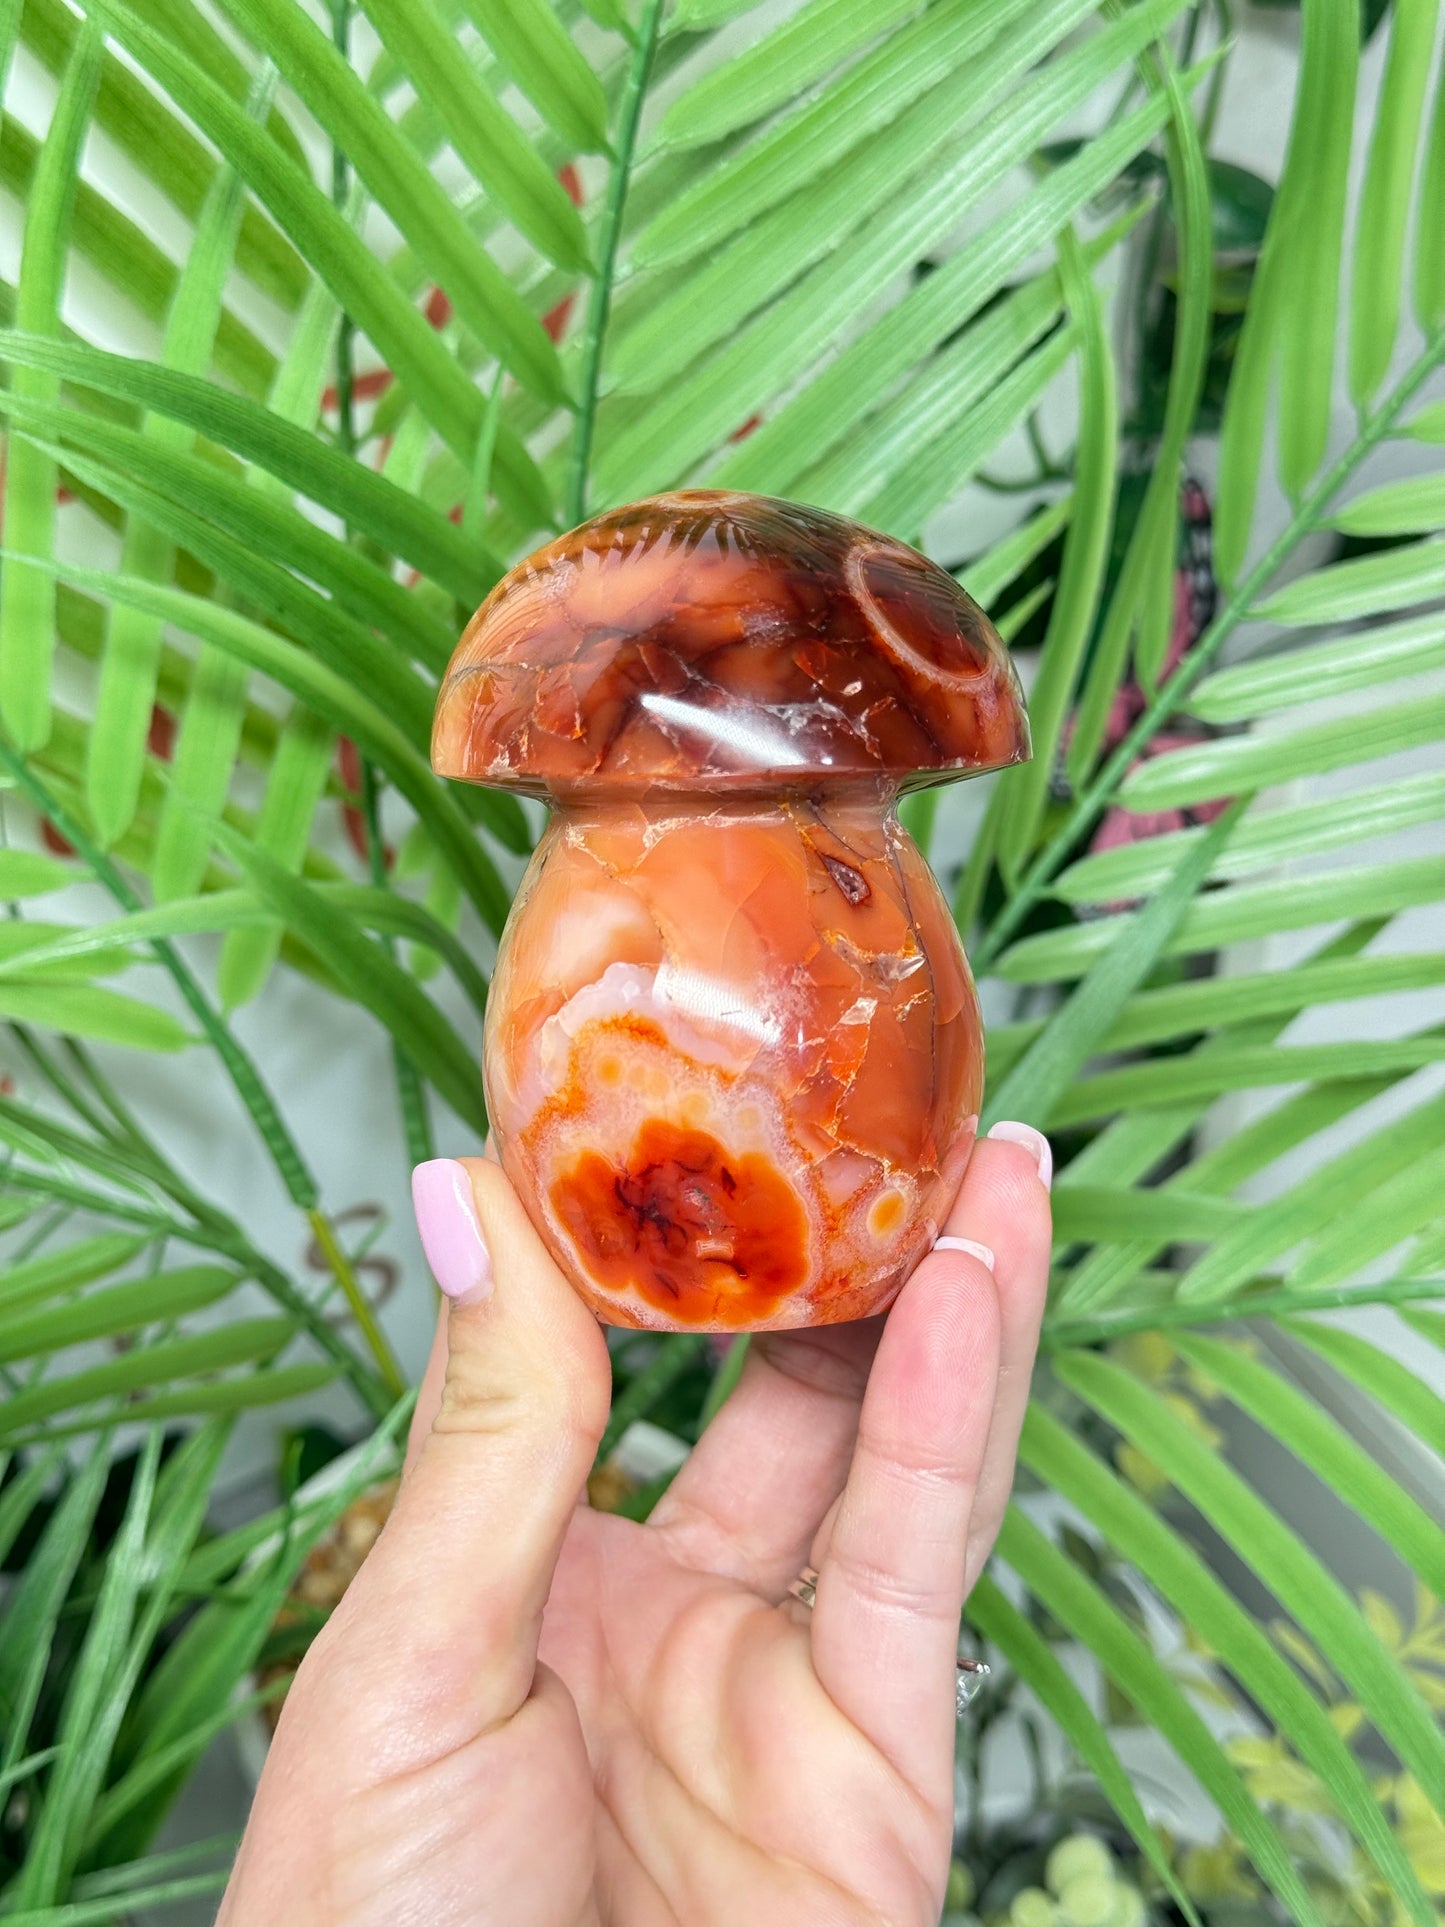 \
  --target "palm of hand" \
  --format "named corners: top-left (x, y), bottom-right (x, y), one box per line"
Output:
top-left (538, 1503), bottom-right (947, 1926)
top-left (221, 1138), bottom-right (1049, 1927)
